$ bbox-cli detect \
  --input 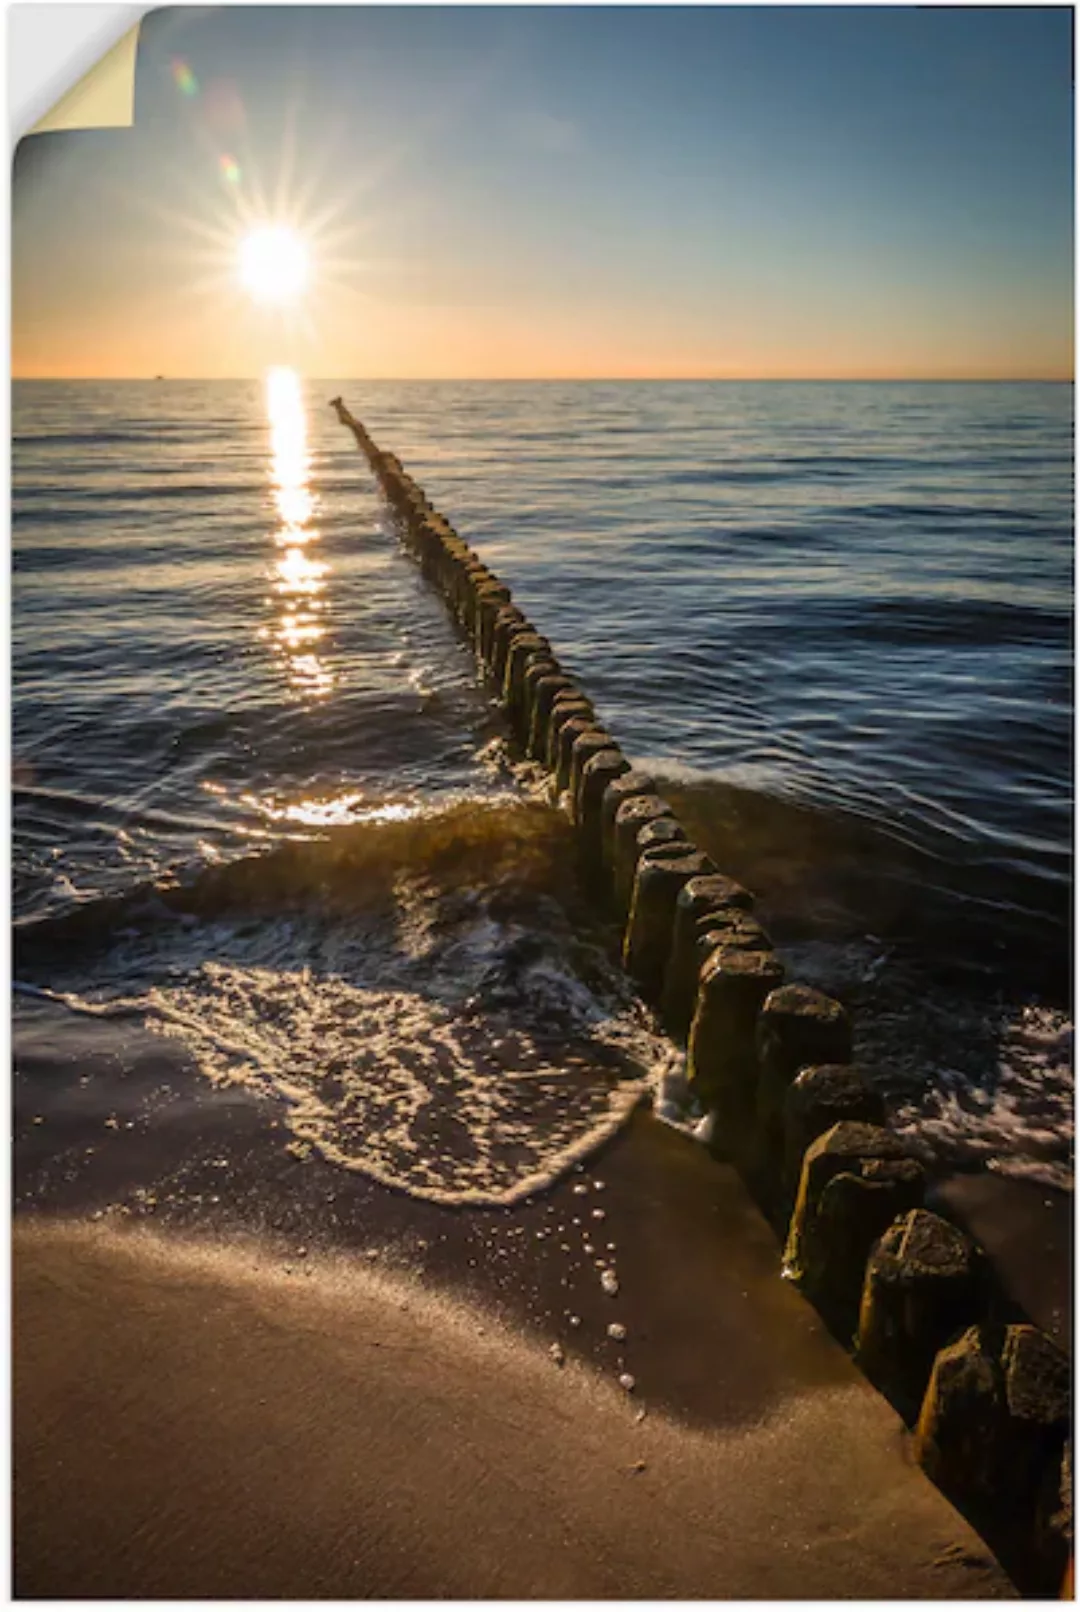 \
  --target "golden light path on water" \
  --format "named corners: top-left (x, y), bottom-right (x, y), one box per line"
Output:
top-left (265, 366), bottom-right (332, 698)
top-left (253, 369), bottom-right (420, 827)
